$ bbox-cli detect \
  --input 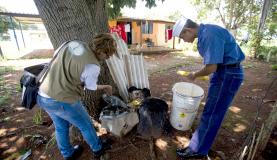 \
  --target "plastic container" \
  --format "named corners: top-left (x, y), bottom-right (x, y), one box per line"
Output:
top-left (170, 82), bottom-right (204, 131)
